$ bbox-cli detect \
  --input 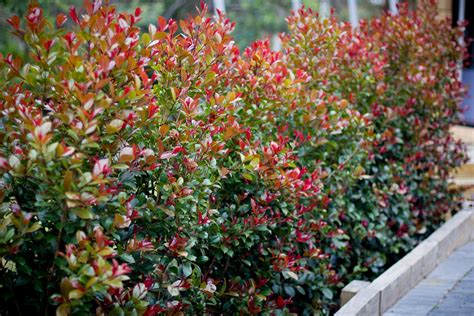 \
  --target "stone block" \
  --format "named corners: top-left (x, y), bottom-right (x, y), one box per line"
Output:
top-left (335, 286), bottom-right (380, 316)
top-left (372, 262), bottom-right (412, 313)
top-left (414, 240), bottom-right (438, 279)
top-left (340, 280), bottom-right (370, 306)
top-left (396, 244), bottom-right (425, 288)
top-left (428, 211), bottom-right (471, 263)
